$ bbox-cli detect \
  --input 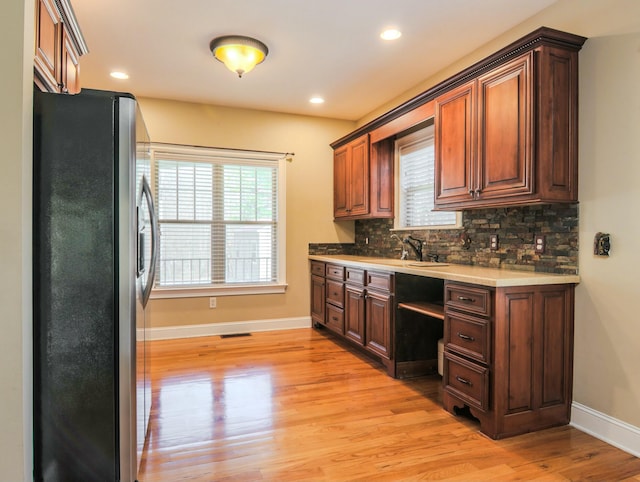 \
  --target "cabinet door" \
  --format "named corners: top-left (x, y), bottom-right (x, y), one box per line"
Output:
top-left (310, 275), bottom-right (325, 325)
top-left (493, 285), bottom-right (574, 422)
top-left (369, 138), bottom-right (394, 218)
top-left (477, 53), bottom-right (533, 200)
top-left (347, 135), bottom-right (370, 217)
top-left (435, 80), bottom-right (476, 206)
top-left (333, 144), bottom-right (349, 218)
top-left (61, 28), bottom-right (81, 94)
top-left (344, 285), bottom-right (365, 345)
top-left (333, 134), bottom-right (370, 219)
top-left (365, 289), bottom-right (392, 359)
top-left (34, 0), bottom-right (61, 92)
